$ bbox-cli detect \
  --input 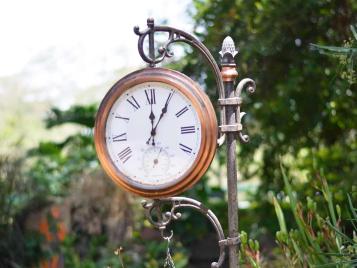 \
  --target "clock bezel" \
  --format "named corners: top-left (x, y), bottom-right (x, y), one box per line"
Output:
top-left (94, 68), bottom-right (217, 198)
